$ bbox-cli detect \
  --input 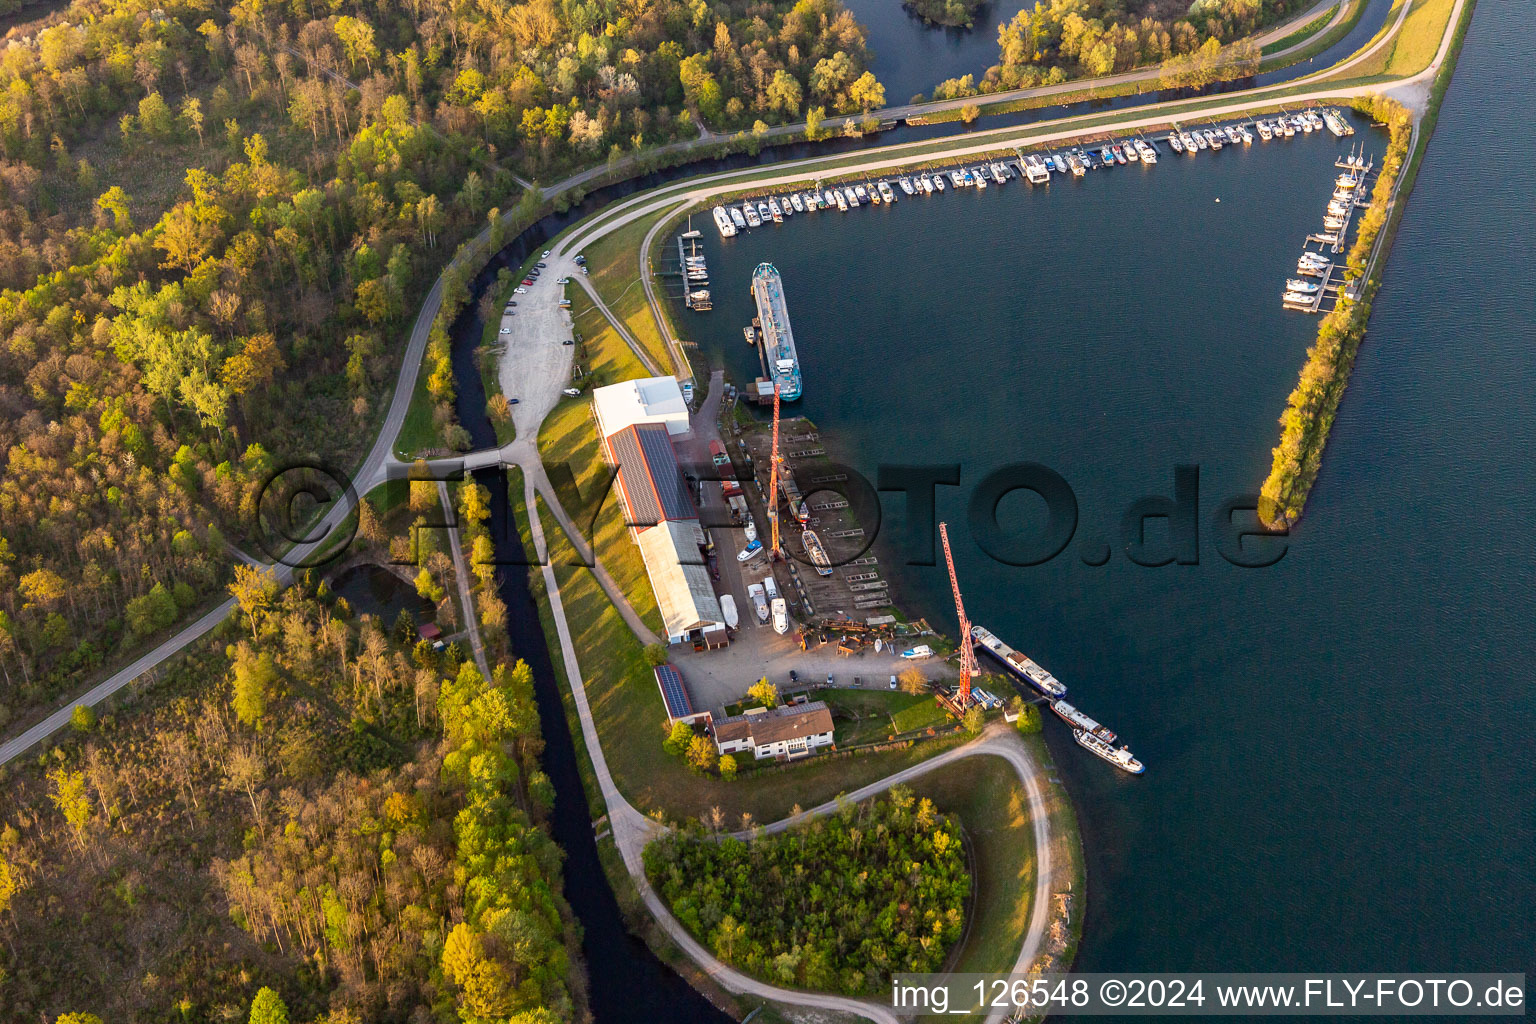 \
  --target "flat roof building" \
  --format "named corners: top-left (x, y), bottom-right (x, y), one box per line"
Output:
top-left (654, 664), bottom-right (711, 726)
top-left (592, 376), bottom-right (690, 440)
